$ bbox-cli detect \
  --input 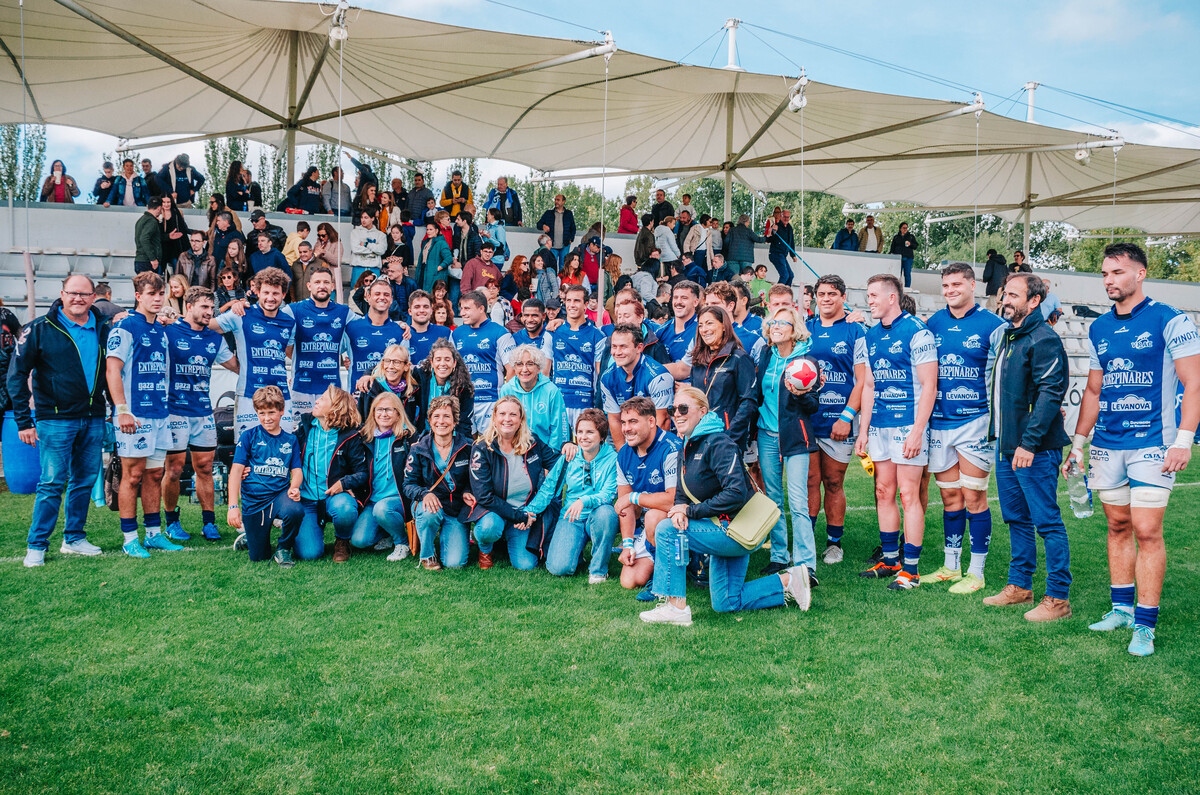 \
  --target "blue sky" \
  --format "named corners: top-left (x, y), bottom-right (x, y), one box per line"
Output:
top-left (47, 0), bottom-right (1200, 190)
